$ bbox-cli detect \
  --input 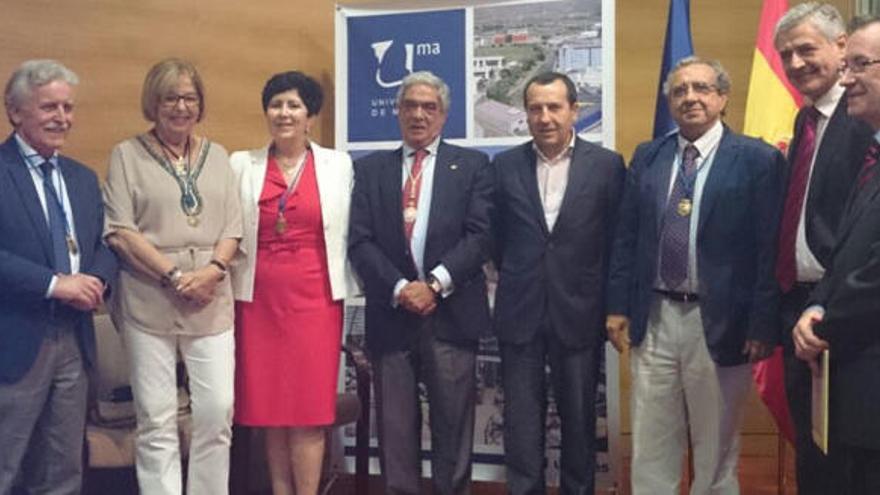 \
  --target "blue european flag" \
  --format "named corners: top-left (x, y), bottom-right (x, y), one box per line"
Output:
top-left (653, 0), bottom-right (694, 139)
